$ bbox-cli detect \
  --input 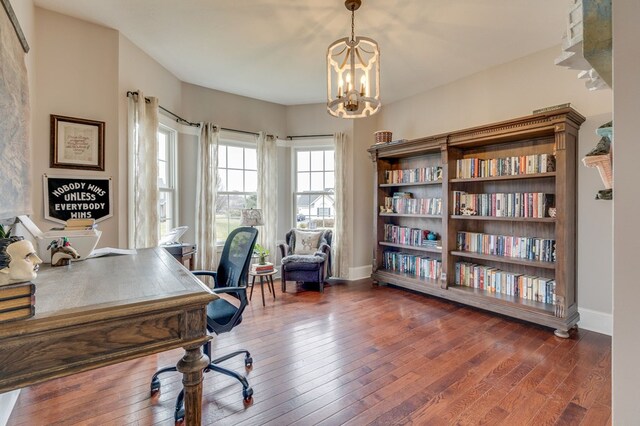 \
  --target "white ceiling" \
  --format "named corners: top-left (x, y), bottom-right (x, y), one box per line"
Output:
top-left (33, 0), bottom-right (571, 106)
